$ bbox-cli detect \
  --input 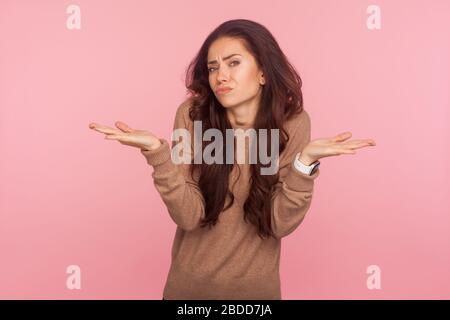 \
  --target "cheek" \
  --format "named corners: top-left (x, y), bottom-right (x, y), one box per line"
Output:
top-left (234, 67), bottom-right (255, 86)
top-left (238, 70), bottom-right (260, 92)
